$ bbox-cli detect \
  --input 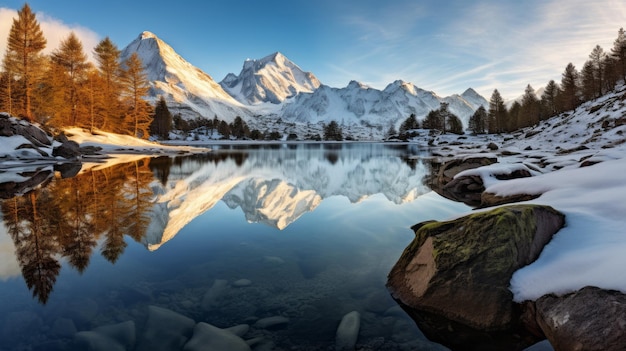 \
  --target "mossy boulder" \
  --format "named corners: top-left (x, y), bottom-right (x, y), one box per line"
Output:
top-left (387, 205), bottom-right (565, 350)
